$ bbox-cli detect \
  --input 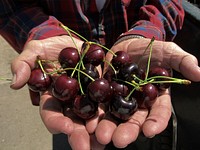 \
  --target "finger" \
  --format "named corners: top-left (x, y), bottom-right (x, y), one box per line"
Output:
top-left (10, 50), bottom-right (37, 89)
top-left (86, 106), bottom-right (105, 134)
top-left (96, 65), bottom-right (102, 78)
top-left (164, 42), bottom-right (200, 81)
top-left (111, 109), bottom-right (148, 148)
top-left (40, 93), bottom-right (74, 135)
top-left (142, 90), bottom-right (171, 137)
top-left (177, 55), bottom-right (200, 82)
top-left (68, 120), bottom-right (90, 150)
top-left (90, 134), bottom-right (106, 150)
top-left (95, 113), bottom-right (118, 145)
